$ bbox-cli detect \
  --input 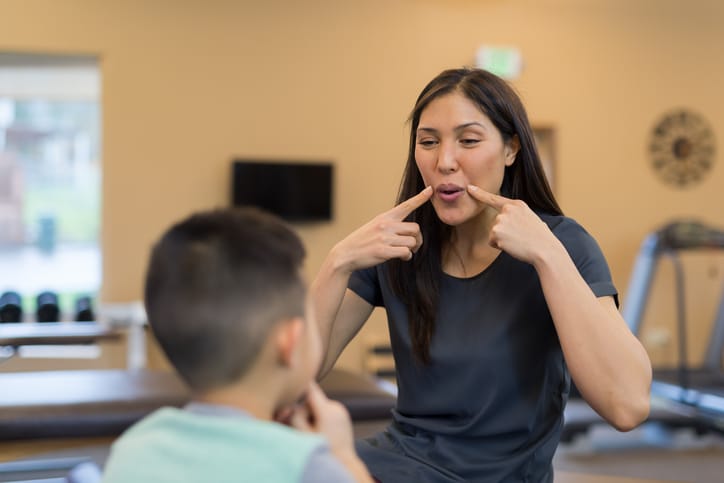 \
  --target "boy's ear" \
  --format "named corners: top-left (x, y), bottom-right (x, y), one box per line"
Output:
top-left (275, 317), bottom-right (304, 368)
